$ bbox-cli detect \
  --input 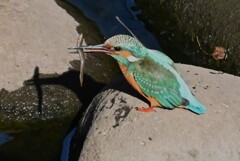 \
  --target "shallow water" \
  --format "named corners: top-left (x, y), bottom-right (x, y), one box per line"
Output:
top-left (0, 133), bottom-right (13, 146)
top-left (0, 118), bottom-right (74, 161)
top-left (68, 0), bottom-right (162, 50)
